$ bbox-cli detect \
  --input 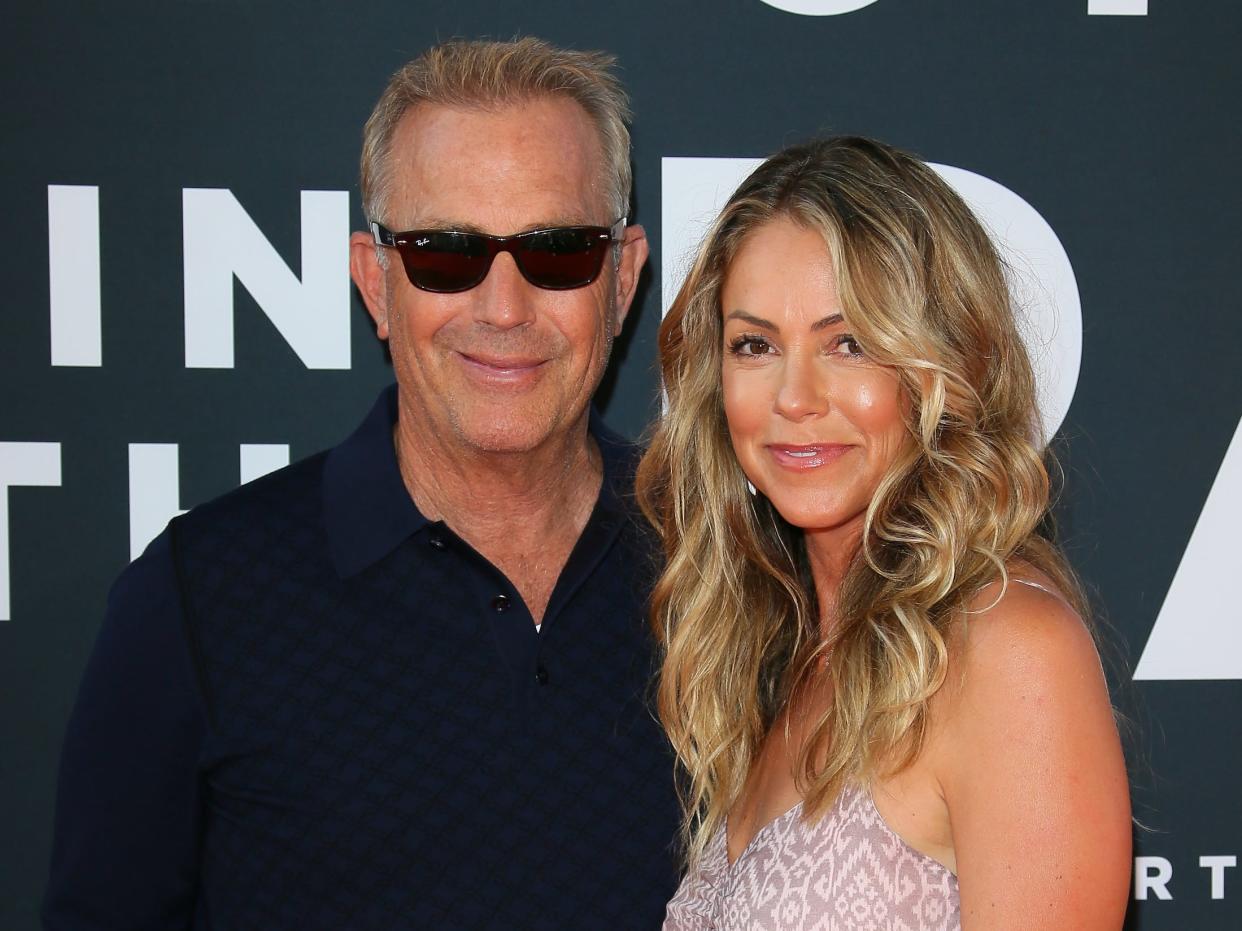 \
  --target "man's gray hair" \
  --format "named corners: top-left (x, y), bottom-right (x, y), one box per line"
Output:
top-left (360, 37), bottom-right (633, 226)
